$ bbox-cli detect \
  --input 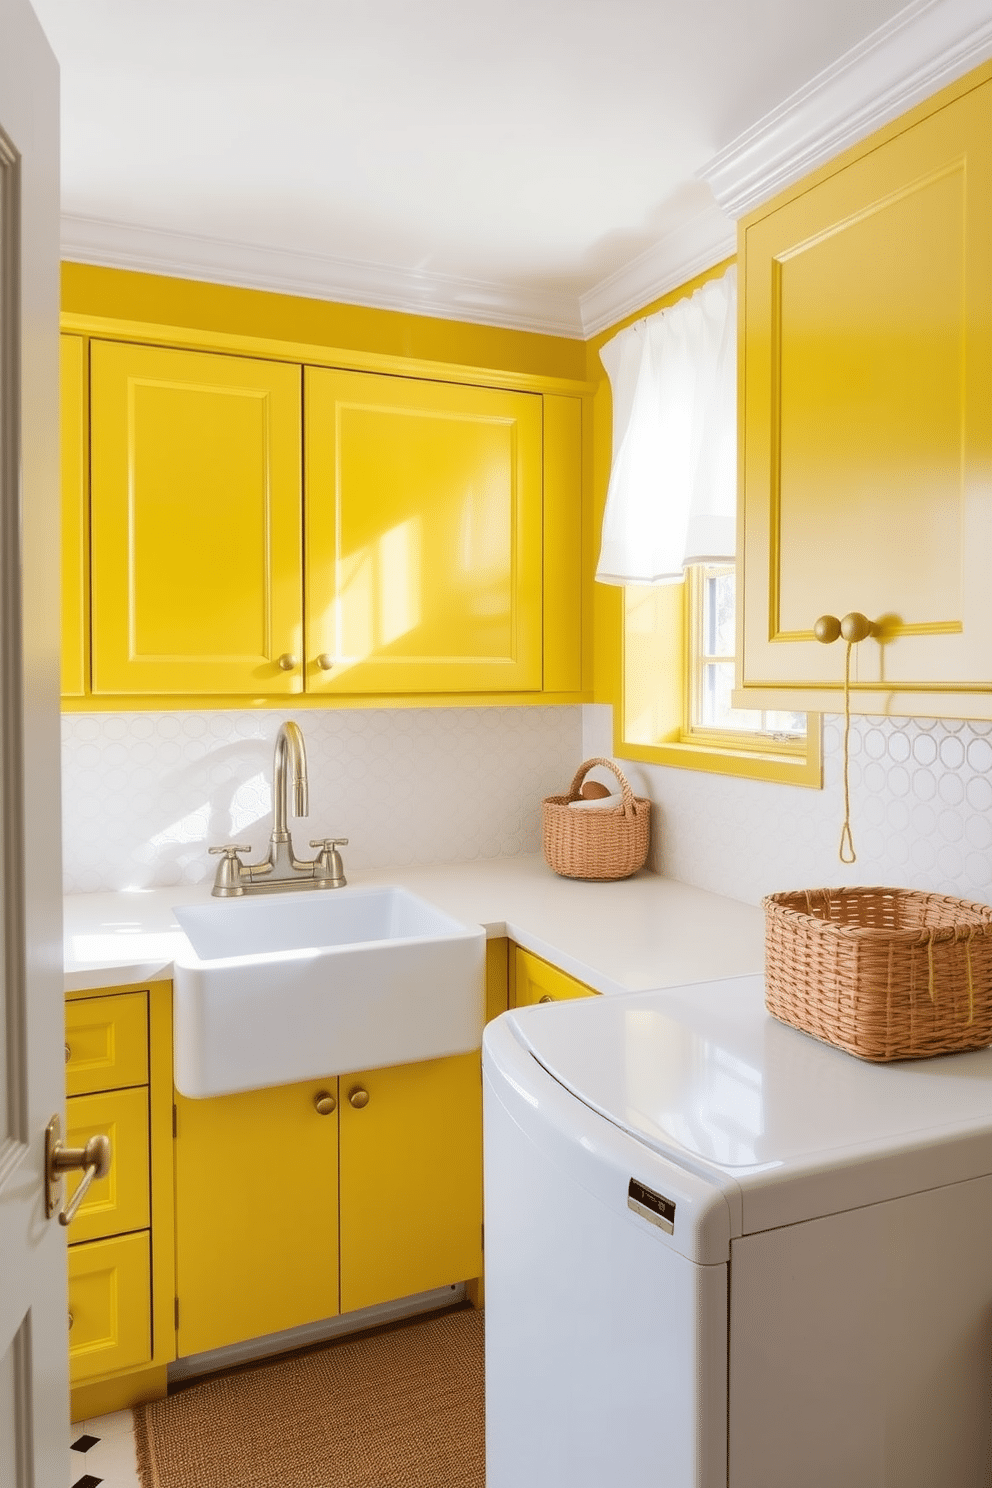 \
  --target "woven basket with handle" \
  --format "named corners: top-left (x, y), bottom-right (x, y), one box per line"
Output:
top-left (542, 758), bottom-right (650, 882)
top-left (763, 886), bottom-right (992, 1061)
